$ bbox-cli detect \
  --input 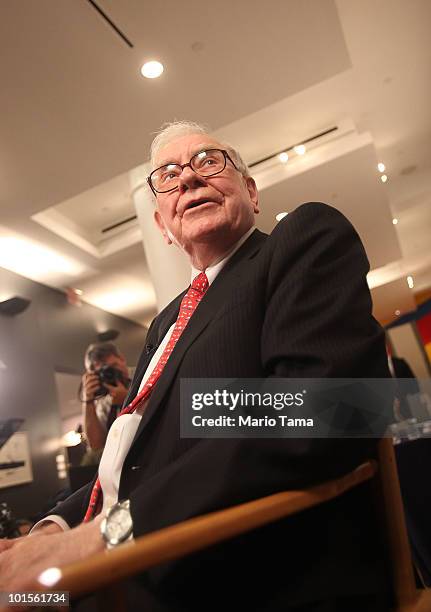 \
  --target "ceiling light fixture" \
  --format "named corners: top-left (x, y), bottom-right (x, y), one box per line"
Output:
top-left (377, 162), bottom-right (386, 173)
top-left (395, 309), bottom-right (401, 316)
top-left (248, 126), bottom-right (338, 169)
top-left (392, 218), bottom-right (398, 225)
top-left (407, 276), bottom-right (414, 289)
top-left (380, 174), bottom-right (388, 183)
top-left (278, 152), bottom-right (289, 163)
top-left (140, 61), bottom-right (164, 79)
top-left (294, 144), bottom-right (306, 155)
